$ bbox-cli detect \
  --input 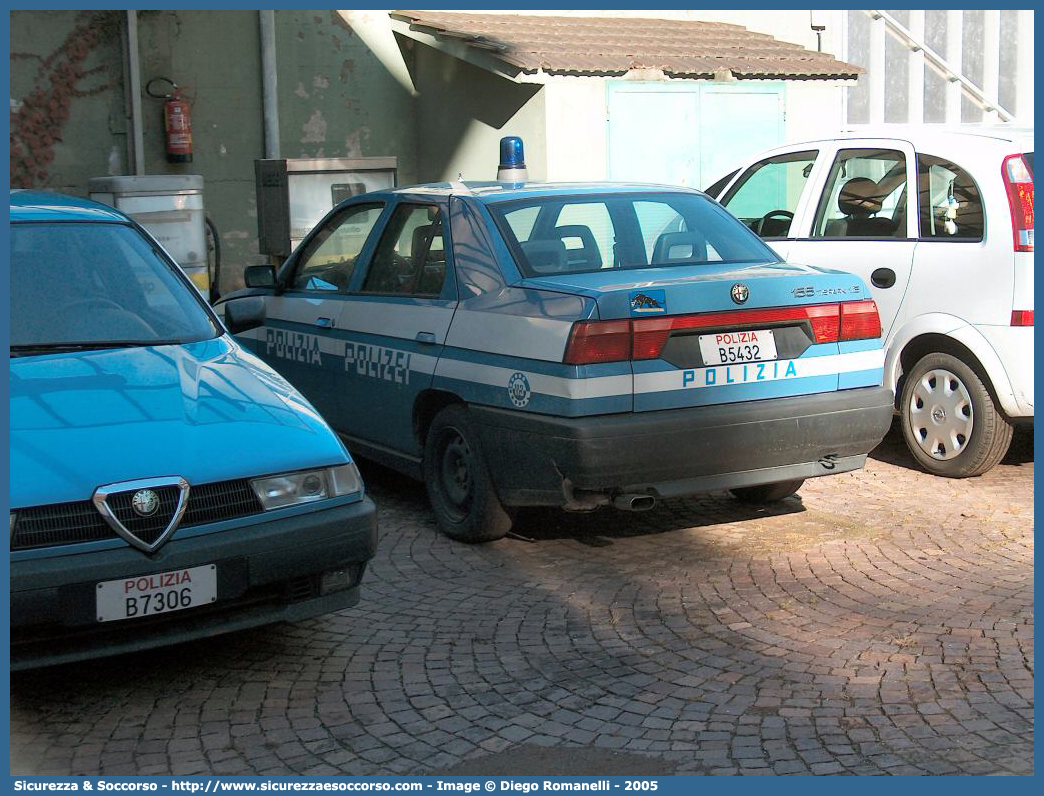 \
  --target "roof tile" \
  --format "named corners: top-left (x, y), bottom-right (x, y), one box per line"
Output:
top-left (391, 11), bottom-right (862, 79)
